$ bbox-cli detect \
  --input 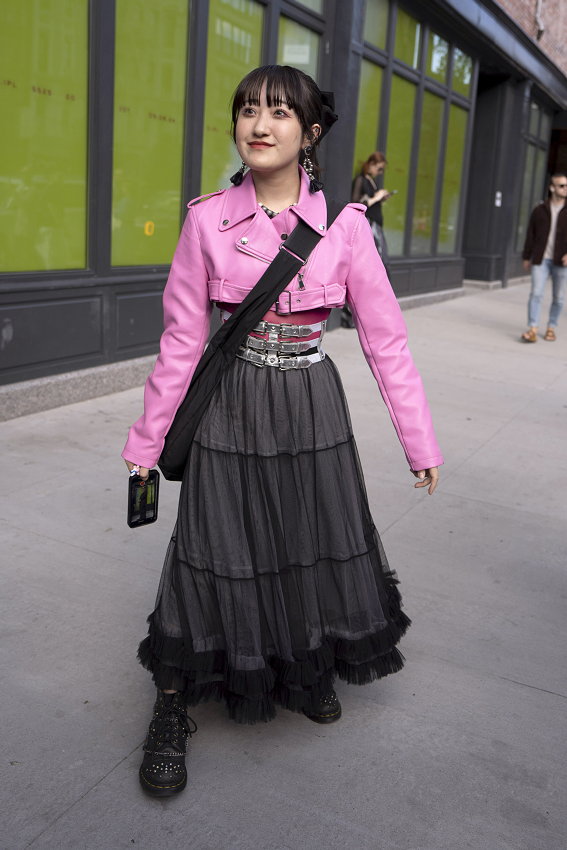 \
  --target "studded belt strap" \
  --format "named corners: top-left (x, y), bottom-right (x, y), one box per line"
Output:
top-left (236, 347), bottom-right (325, 370)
